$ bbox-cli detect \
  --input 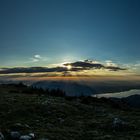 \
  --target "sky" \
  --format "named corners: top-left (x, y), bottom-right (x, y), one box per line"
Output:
top-left (0, 0), bottom-right (140, 79)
